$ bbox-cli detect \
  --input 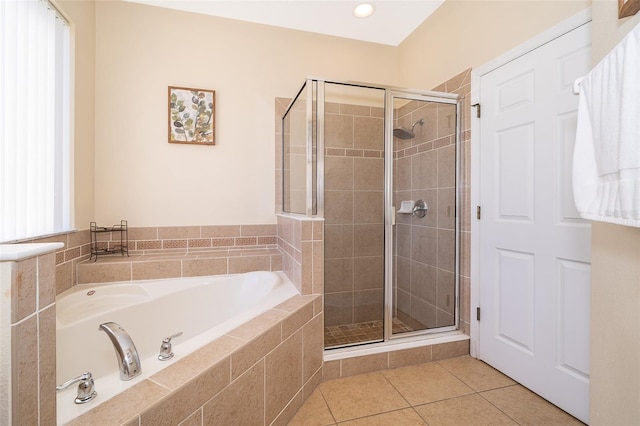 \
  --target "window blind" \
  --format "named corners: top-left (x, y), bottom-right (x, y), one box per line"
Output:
top-left (0, 0), bottom-right (71, 242)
